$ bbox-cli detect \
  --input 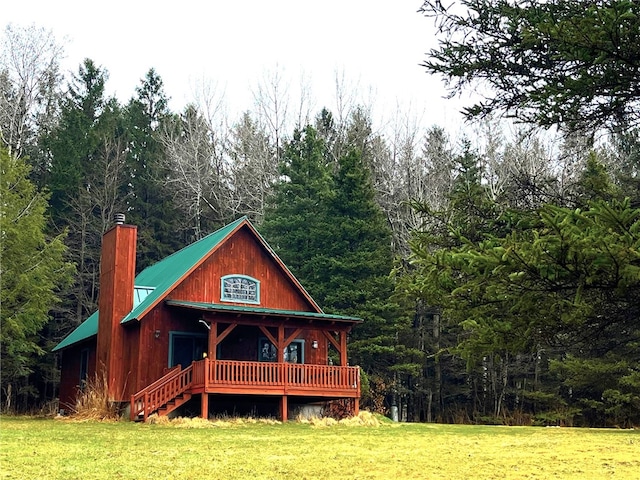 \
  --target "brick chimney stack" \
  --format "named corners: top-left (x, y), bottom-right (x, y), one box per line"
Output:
top-left (96, 214), bottom-right (137, 402)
